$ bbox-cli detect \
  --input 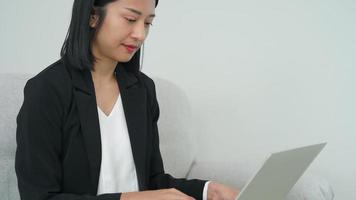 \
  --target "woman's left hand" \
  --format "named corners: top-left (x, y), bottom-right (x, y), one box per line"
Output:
top-left (207, 181), bottom-right (240, 200)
